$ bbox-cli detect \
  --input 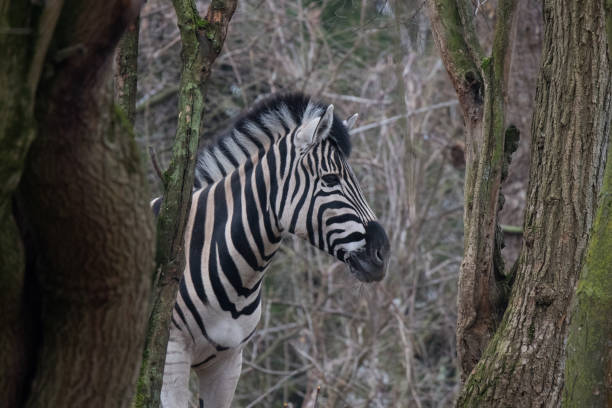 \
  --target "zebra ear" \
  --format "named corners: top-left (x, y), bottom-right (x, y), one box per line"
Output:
top-left (314, 104), bottom-right (334, 143)
top-left (295, 104), bottom-right (334, 150)
top-left (343, 113), bottom-right (358, 131)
